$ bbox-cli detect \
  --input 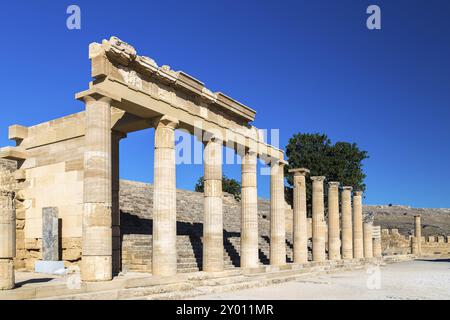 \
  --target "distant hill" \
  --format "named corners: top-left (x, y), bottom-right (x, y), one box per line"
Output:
top-left (363, 205), bottom-right (450, 237)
